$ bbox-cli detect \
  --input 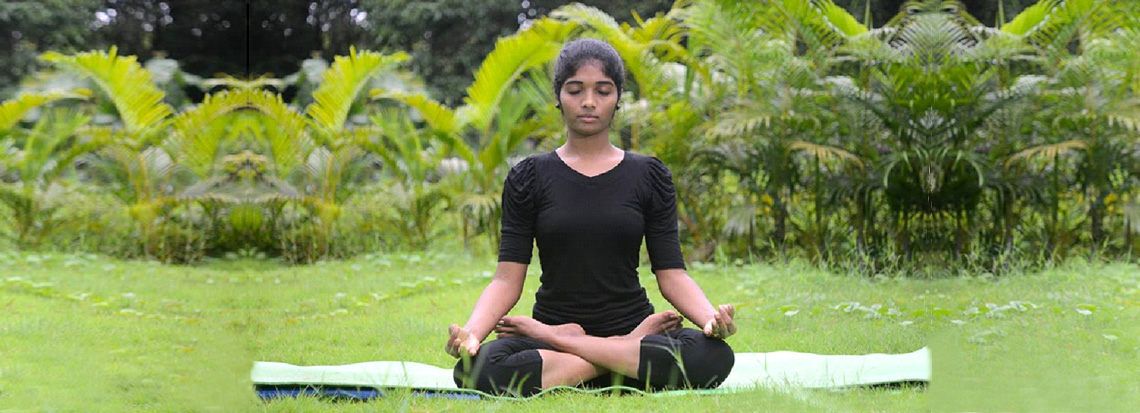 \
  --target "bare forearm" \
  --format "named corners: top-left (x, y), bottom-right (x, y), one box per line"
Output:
top-left (464, 274), bottom-right (523, 340)
top-left (656, 269), bottom-right (717, 327)
top-left (460, 262), bottom-right (526, 339)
